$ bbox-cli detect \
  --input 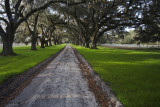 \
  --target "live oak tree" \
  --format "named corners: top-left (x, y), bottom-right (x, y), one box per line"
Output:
top-left (48, 27), bottom-right (55, 46)
top-left (57, 2), bottom-right (91, 47)
top-left (71, 0), bottom-right (137, 49)
top-left (26, 13), bottom-right (39, 50)
top-left (38, 21), bottom-right (49, 48)
top-left (47, 14), bottom-right (66, 45)
top-left (38, 11), bottom-right (66, 48)
top-left (0, 0), bottom-right (85, 56)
